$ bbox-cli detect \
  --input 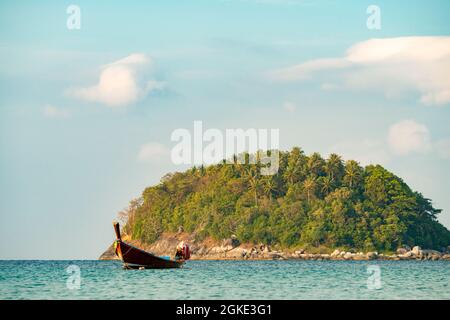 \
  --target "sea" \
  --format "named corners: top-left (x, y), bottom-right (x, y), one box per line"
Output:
top-left (0, 260), bottom-right (449, 299)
